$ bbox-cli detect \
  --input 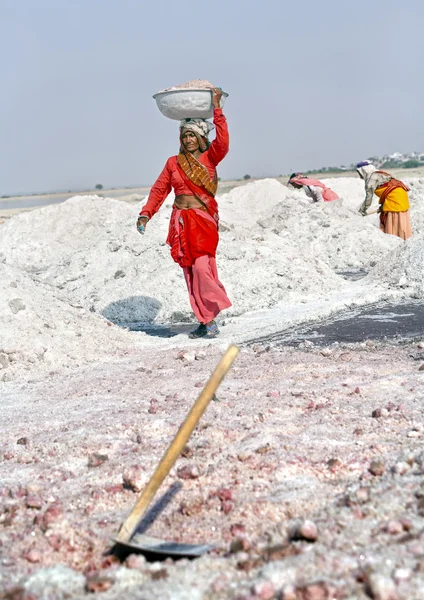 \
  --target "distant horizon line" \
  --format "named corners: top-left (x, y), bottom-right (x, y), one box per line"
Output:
top-left (0, 174), bottom-right (273, 199)
top-left (3, 154), bottom-right (424, 198)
